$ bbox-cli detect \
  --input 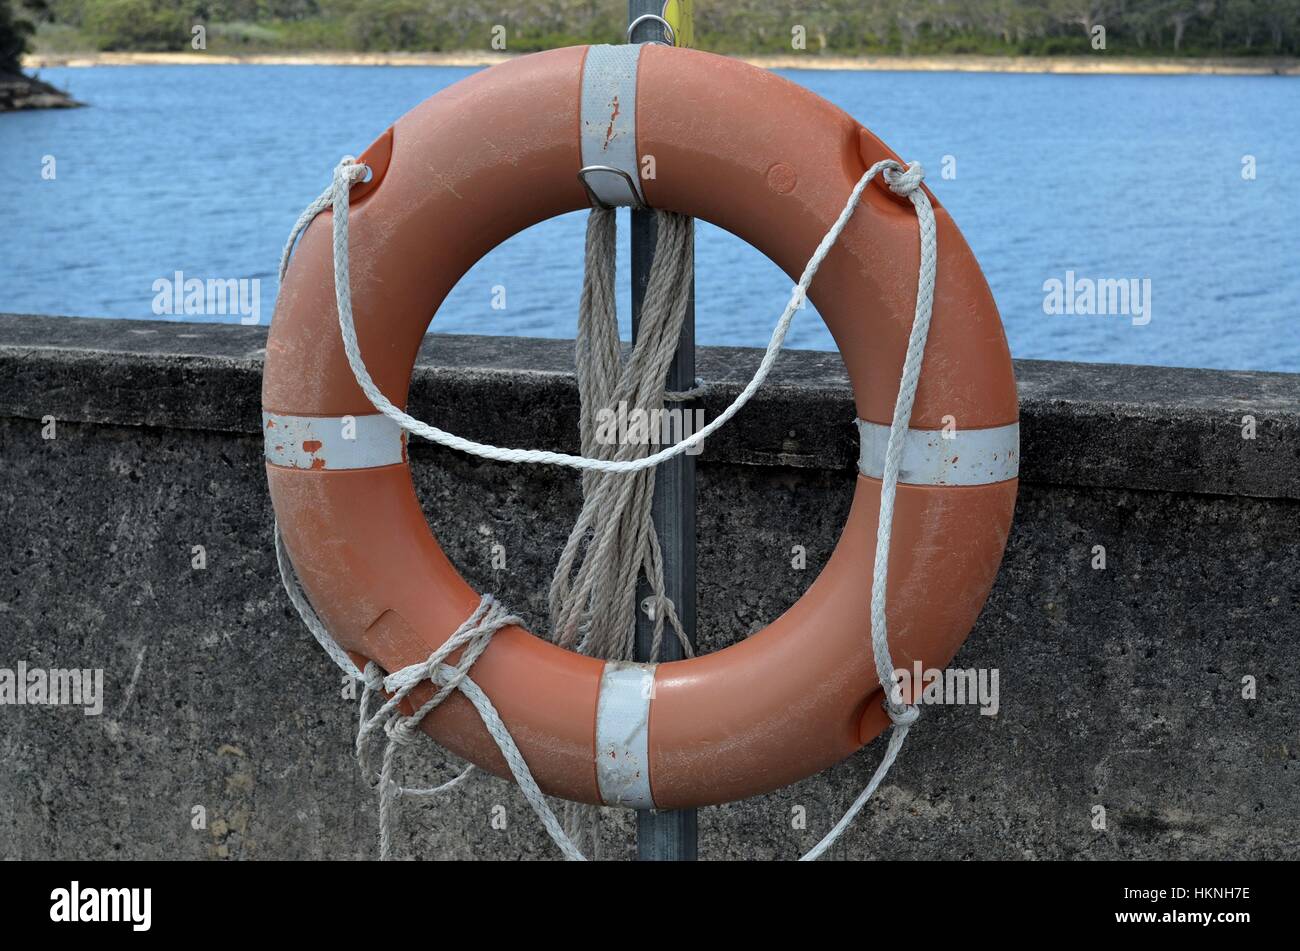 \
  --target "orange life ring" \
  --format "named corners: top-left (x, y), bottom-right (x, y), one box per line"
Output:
top-left (265, 44), bottom-right (1019, 810)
